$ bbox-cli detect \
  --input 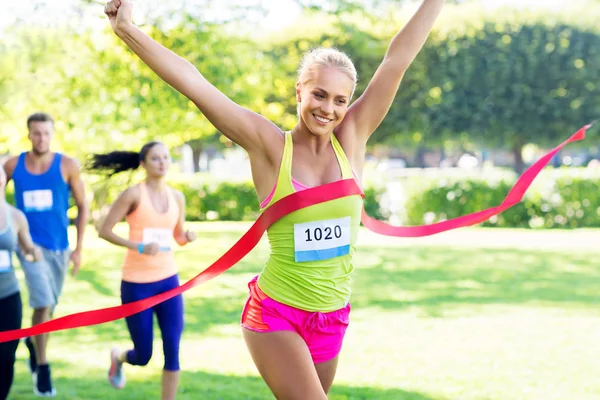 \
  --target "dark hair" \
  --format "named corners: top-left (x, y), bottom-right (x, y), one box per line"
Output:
top-left (87, 142), bottom-right (161, 176)
top-left (27, 112), bottom-right (54, 129)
